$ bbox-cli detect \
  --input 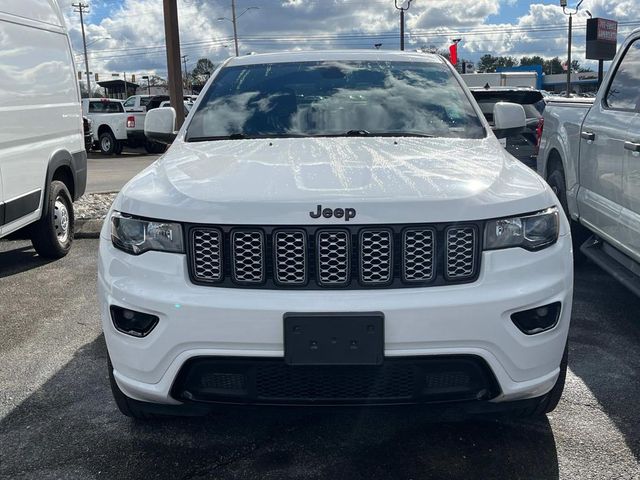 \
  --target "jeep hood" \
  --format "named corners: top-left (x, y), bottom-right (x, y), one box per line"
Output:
top-left (116, 136), bottom-right (555, 224)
